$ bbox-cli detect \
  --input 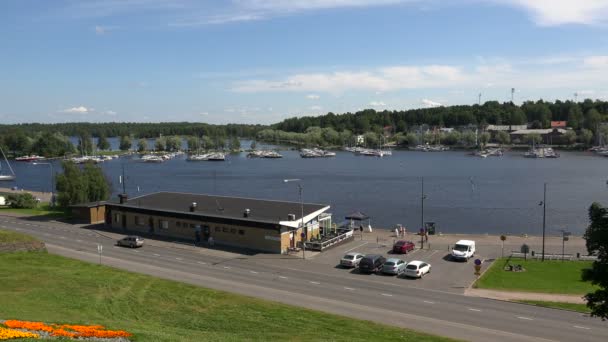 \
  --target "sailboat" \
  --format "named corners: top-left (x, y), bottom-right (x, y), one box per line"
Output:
top-left (0, 146), bottom-right (16, 181)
